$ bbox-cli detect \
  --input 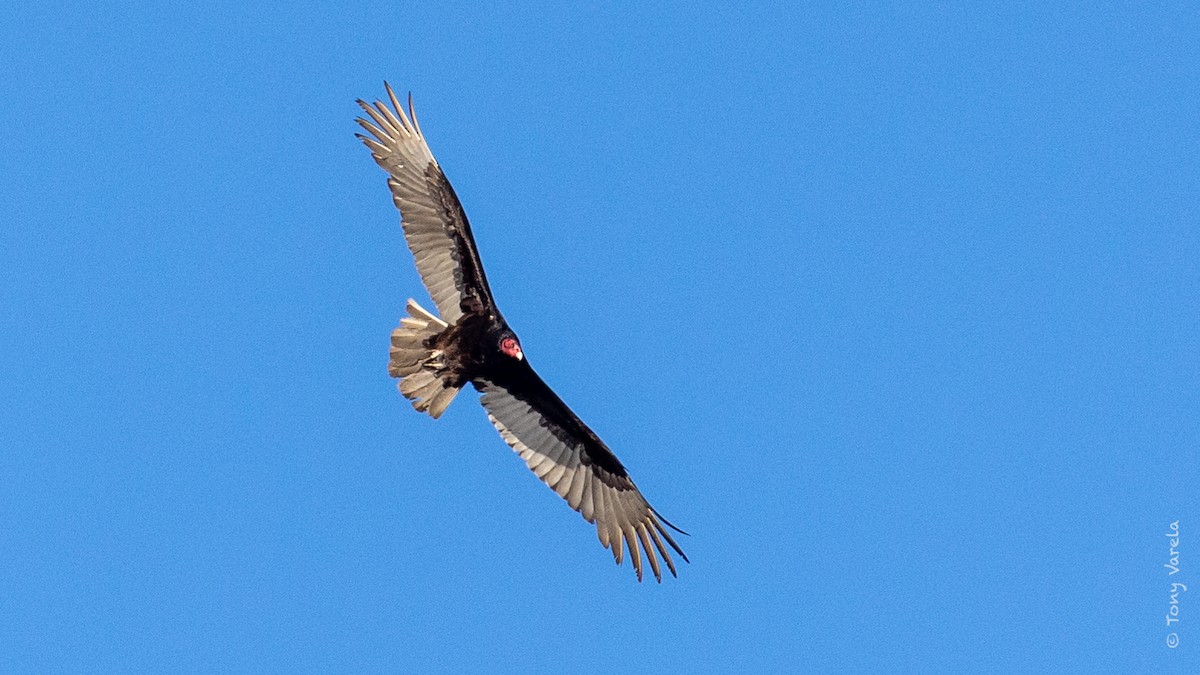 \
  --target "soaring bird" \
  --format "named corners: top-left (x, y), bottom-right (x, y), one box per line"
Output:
top-left (355, 84), bottom-right (688, 582)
